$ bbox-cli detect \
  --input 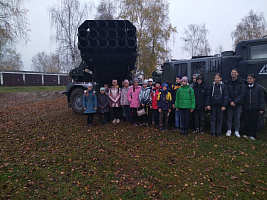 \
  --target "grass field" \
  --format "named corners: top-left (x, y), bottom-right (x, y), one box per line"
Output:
top-left (0, 95), bottom-right (266, 199)
top-left (0, 86), bottom-right (66, 93)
